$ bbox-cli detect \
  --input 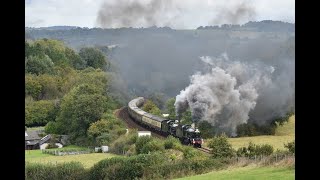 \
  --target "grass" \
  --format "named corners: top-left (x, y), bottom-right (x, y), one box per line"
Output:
top-left (26, 126), bottom-right (45, 131)
top-left (175, 165), bottom-right (294, 180)
top-left (204, 116), bottom-right (295, 150)
top-left (227, 135), bottom-right (294, 150)
top-left (275, 115), bottom-right (295, 136)
top-left (25, 145), bottom-right (120, 168)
